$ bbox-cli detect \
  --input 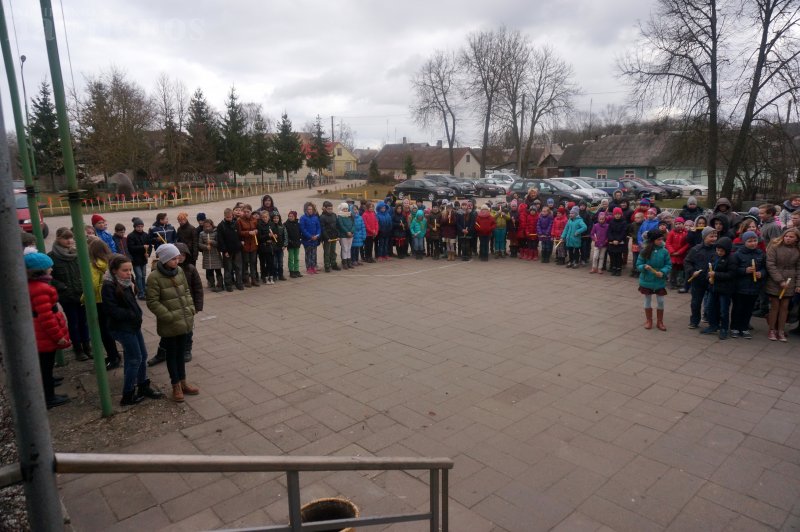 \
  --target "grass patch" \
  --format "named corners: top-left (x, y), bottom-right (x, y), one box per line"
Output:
top-left (317, 183), bottom-right (396, 201)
